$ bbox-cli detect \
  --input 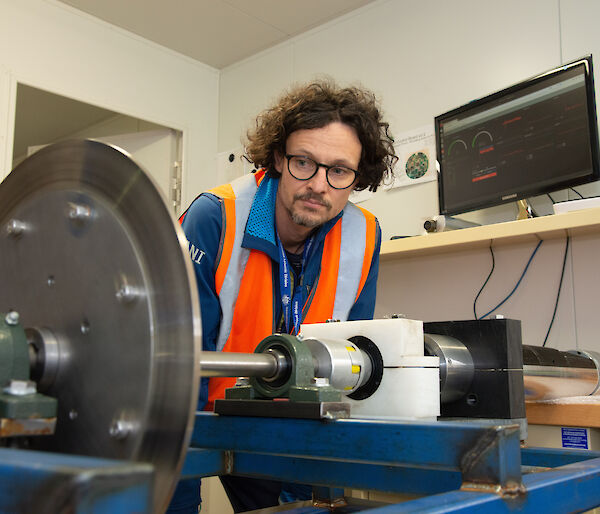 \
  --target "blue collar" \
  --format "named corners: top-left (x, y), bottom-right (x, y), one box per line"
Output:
top-left (242, 174), bottom-right (344, 261)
